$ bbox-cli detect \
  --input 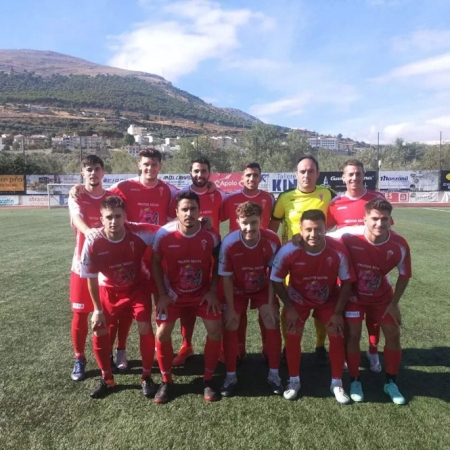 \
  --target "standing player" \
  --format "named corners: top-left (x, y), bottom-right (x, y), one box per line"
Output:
top-left (220, 162), bottom-right (275, 359)
top-left (168, 156), bottom-right (225, 366)
top-left (219, 201), bottom-right (281, 397)
top-left (327, 159), bottom-right (385, 372)
top-left (269, 156), bottom-right (335, 364)
top-left (152, 191), bottom-right (222, 403)
top-left (271, 210), bottom-right (355, 403)
top-left (329, 198), bottom-right (411, 404)
top-left (80, 196), bottom-right (159, 398)
top-left (68, 155), bottom-right (110, 381)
